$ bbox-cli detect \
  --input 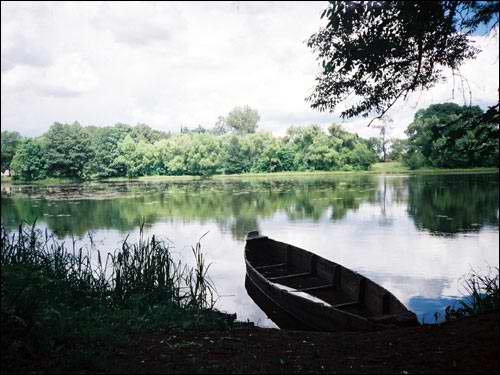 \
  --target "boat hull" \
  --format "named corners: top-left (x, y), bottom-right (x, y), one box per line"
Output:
top-left (244, 234), bottom-right (418, 332)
